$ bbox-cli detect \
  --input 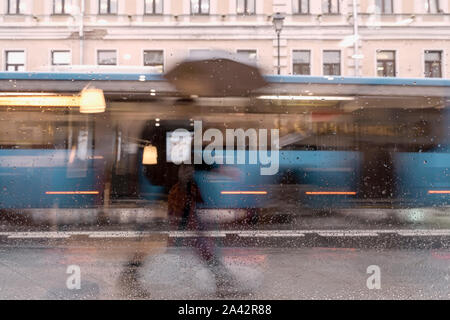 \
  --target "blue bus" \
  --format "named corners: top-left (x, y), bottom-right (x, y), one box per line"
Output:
top-left (0, 71), bottom-right (449, 223)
